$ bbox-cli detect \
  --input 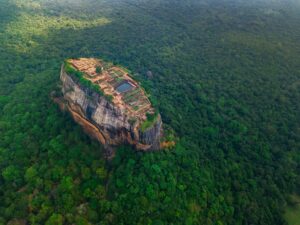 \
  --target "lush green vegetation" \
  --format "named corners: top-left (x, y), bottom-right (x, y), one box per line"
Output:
top-left (140, 112), bottom-right (159, 132)
top-left (0, 0), bottom-right (299, 224)
top-left (64, 60), bottom-right (115, 102)
top-left (64, 61), bottom-right (104, 95)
